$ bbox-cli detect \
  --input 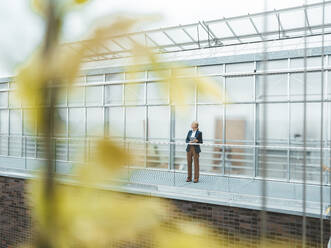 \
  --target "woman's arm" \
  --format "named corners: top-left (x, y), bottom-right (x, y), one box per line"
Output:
top-left (185, 132), bottom-right (190, 143)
